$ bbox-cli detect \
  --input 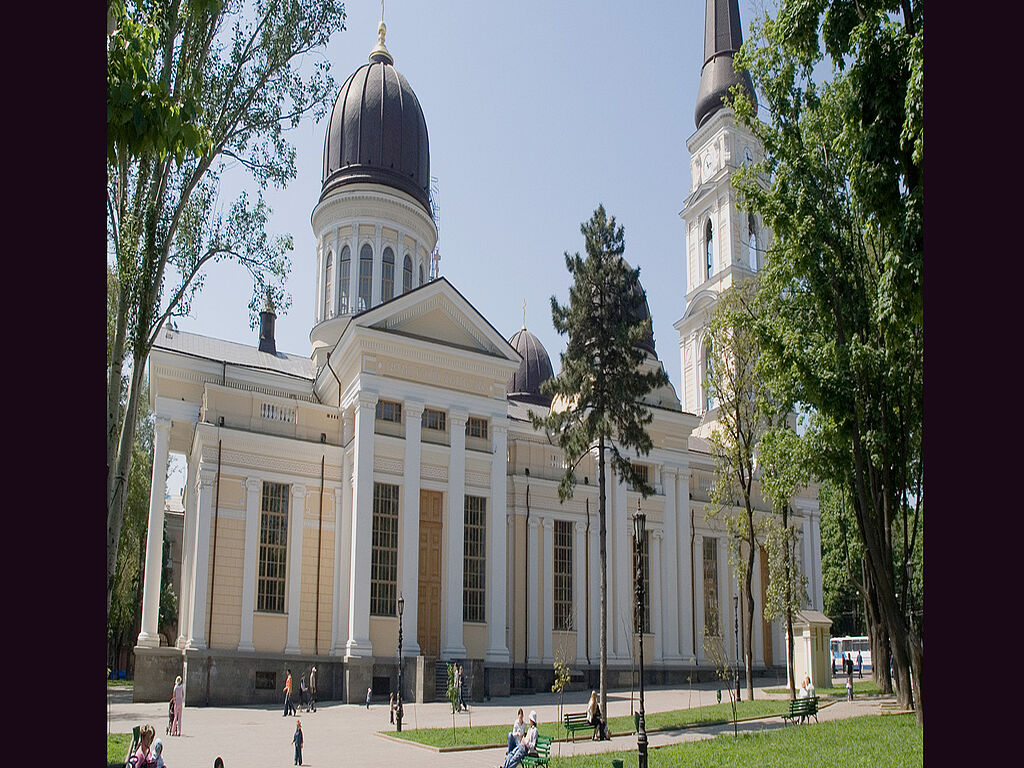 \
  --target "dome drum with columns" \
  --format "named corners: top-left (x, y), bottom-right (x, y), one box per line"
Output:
top-left (131, 8), bottom-right (824, 707)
